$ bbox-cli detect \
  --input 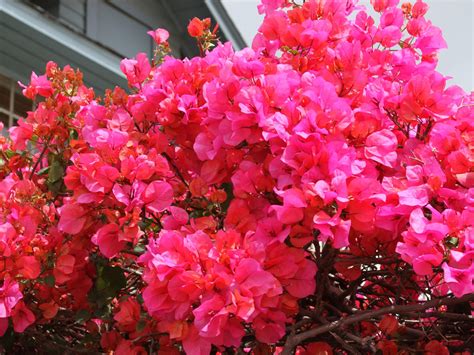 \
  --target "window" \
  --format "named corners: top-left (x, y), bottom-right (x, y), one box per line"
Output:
top-left (27, 0), bottom-right (86, 33)
top-left (29, 0), bottom-right (60, 17)
top-left (0, 74), bottom-right (34, 129)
